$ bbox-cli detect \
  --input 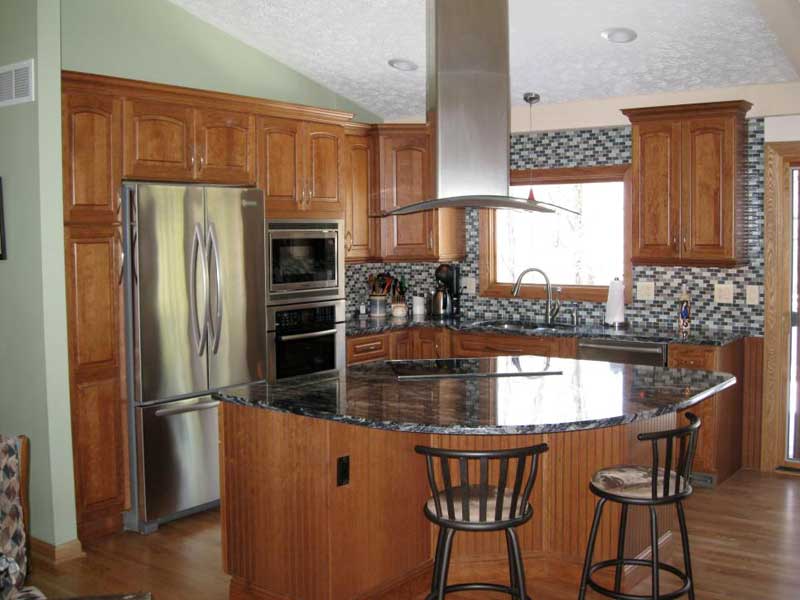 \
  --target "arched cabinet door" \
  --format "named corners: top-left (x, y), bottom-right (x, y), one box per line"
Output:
top-left (123, 98), bottom-right (195, 181)
top-left (303, 122), bottom-right (346, 217)
top-left (195, 108), bottom-right (256, 184)
top-left (256, 116), bottom-right (304, 217)
top-left (379, 132), bottom-right (436, 261)
top-left (344, 133), bottom-right (376, 261)
top-left (62, 91), bottom-right (122, 224)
